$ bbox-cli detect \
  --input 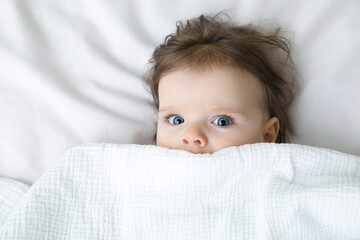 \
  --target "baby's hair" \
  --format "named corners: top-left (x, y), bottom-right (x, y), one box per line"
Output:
top-left (145, 13), bottom-right (297, 143)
